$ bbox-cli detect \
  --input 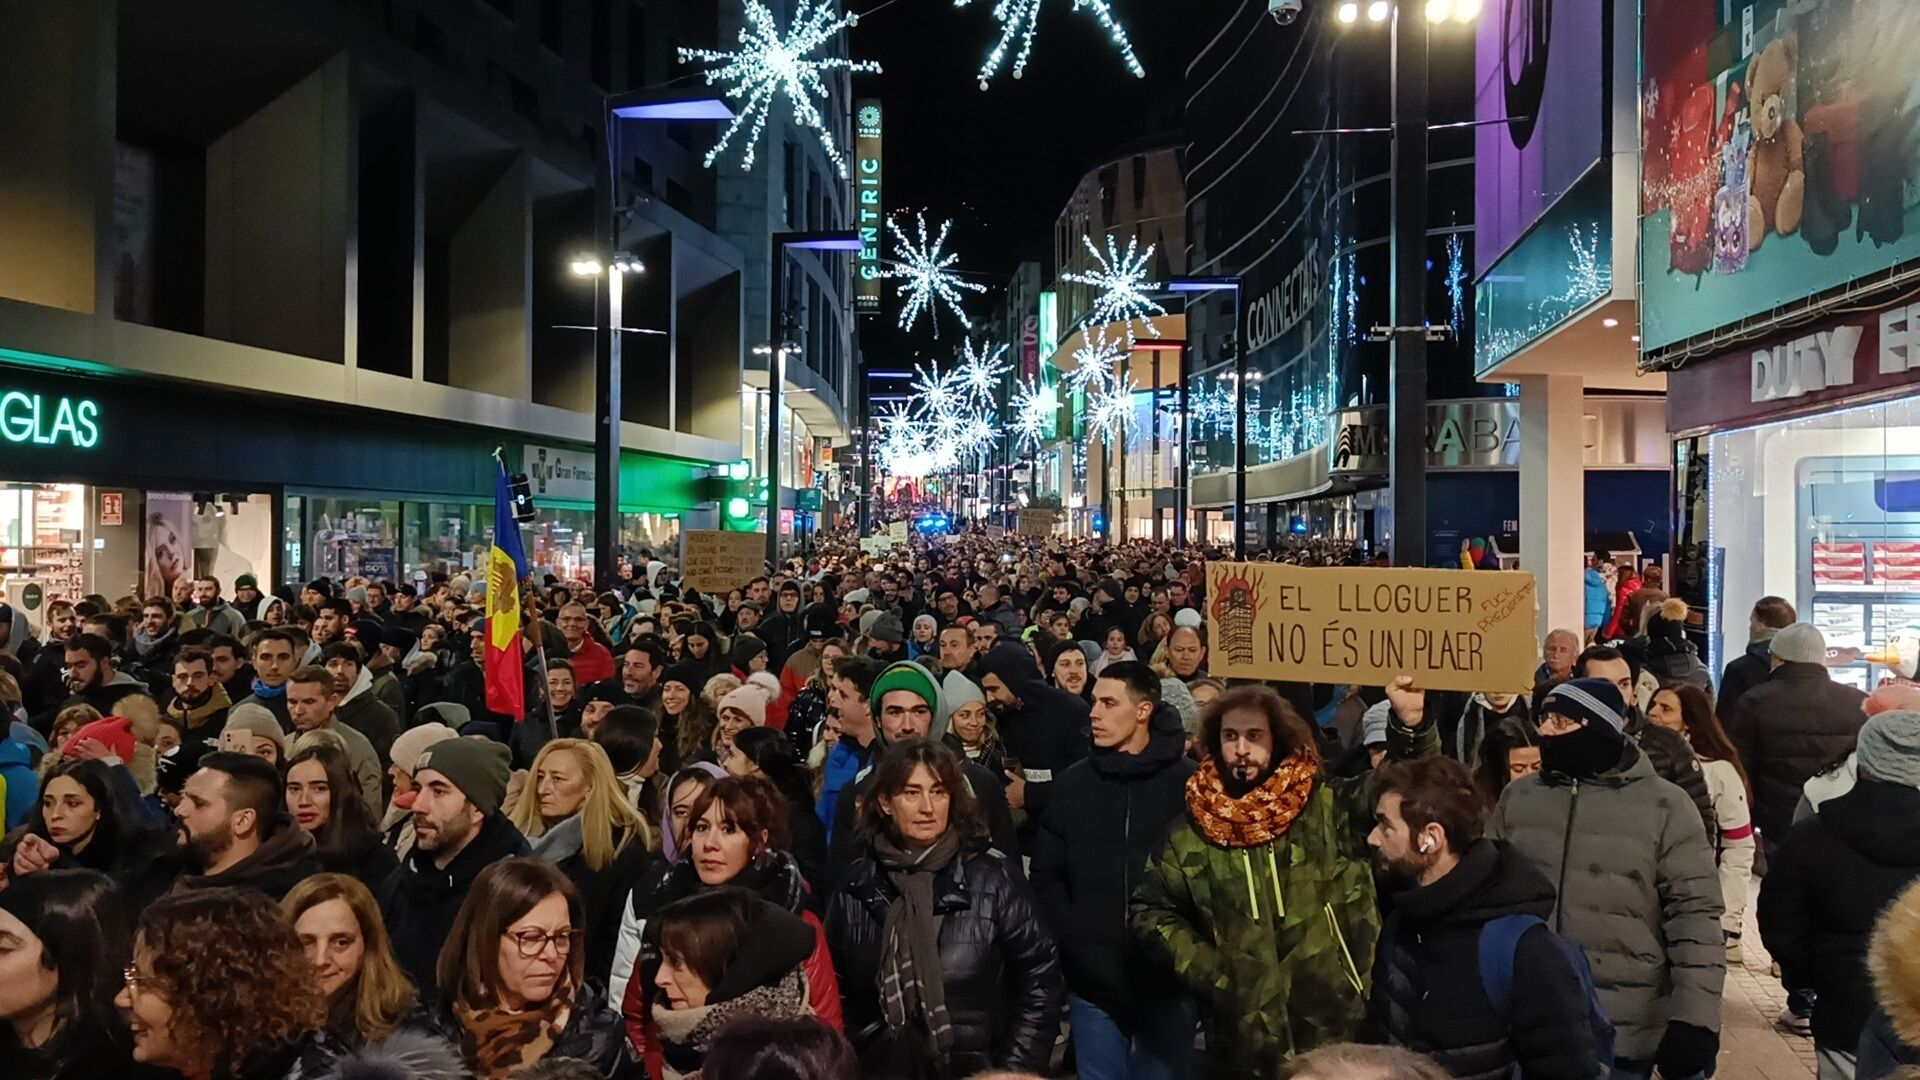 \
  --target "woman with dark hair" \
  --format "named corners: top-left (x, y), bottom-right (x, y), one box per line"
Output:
top-left (622, 774), bottom-right (842, 1058)
top-left (3, 759), bottom-right (174, 917)
top-left (428, 857), bottom-right (642, 1079)
top-left (703, 1016), bottom-right (858, 1080)
top-left (0, 868), bottom-right (143, 1078)
top-left (824, 737), bottom-right (1063, 1078)
top-left (659, 663), bottom-right (718, 775)
top-left (116, 886), bottom-right (331, 1079)
top-left (726, 726), bottom-right (830, 891)
top-left (645, 890), bottom-right (821, 1079)
top-left (1649, 683), bottom-right (1756, 958)
top-left (286, 744), bottom-right (397, 891)
top-left (281, 872), bottom-right (432, 1051)
top-left (1470, 714), bottom-right (1542, 809)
